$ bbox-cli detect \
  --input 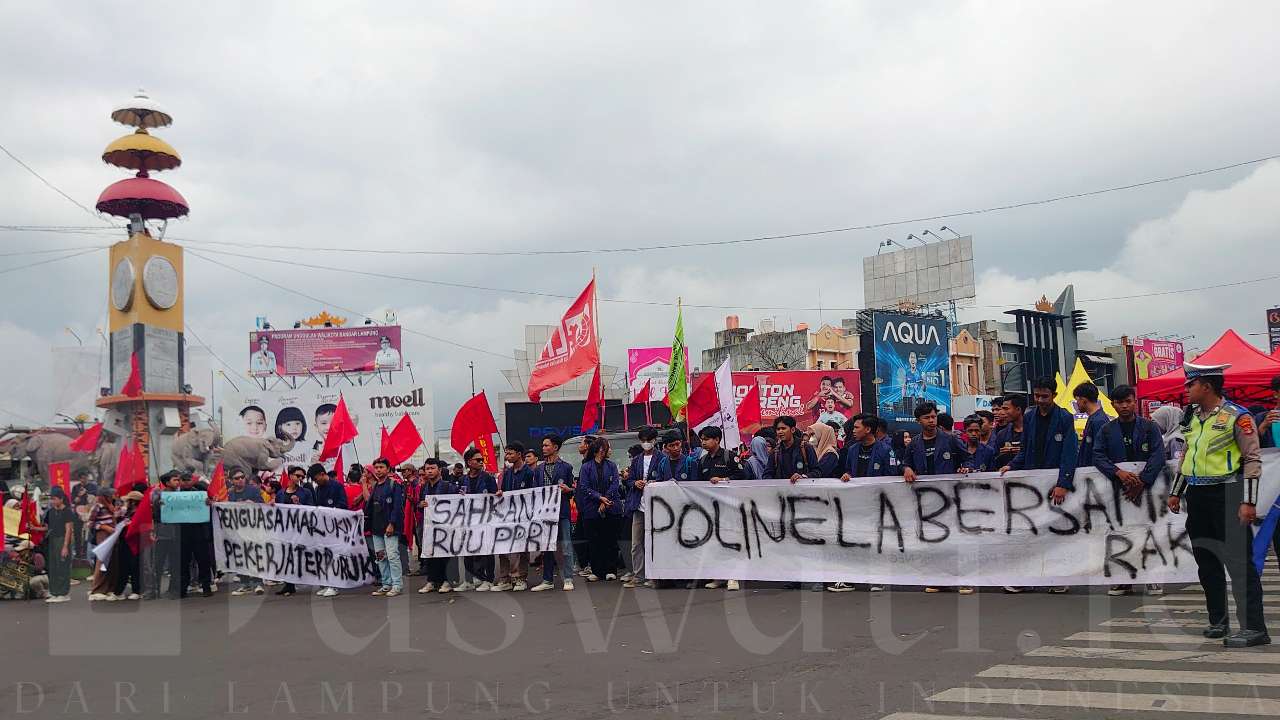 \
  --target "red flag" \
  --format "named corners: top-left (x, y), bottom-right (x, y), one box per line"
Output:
top-left (736, 381), bottom-right (763, 432)
top-left (207, 461), bottom-right (228, 502)
top-left (69, 422), bottom-right (104, 452)
top-left (49, 461), bottom-right (72, 499)
top-left (685, 372), bottom-right (719, 428)
top-left (451, 392), bottom-right (498, 454)
top-left (319, 396), bottom-right (359, 462)
top-left (121, 352), bottom-right (143, 397)
top-left (125, 486), bottom-right (156, 554)
top-left (379, 425), bottom-right (392, 460)
top-left (385, 414), bottom-right (424, 467)
top-left (527, 279), bottom-right (600, 401)
top-left (580, 365), bottom-right (603, 433)
top-left (114, 440), bottom-right (146, 494)
top-left (18, 490), bottom-right (44, 546)
top-left (474, 435), bottom-right (498, 472)
top-left (631, 378), bottom-right (651, 404)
